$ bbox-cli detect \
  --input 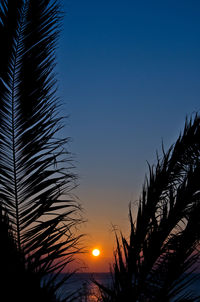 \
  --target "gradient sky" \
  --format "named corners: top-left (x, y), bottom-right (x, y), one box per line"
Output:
top-left (56, 0), bottom-right (200, 272)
